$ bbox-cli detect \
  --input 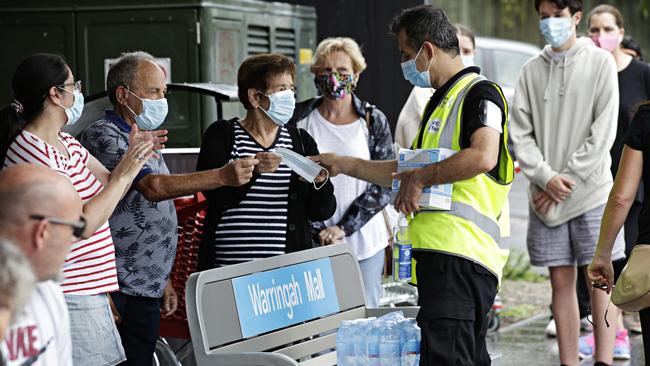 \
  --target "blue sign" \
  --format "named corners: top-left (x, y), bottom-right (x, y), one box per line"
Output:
top-left (232, 258), bottom-right (340, 338)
